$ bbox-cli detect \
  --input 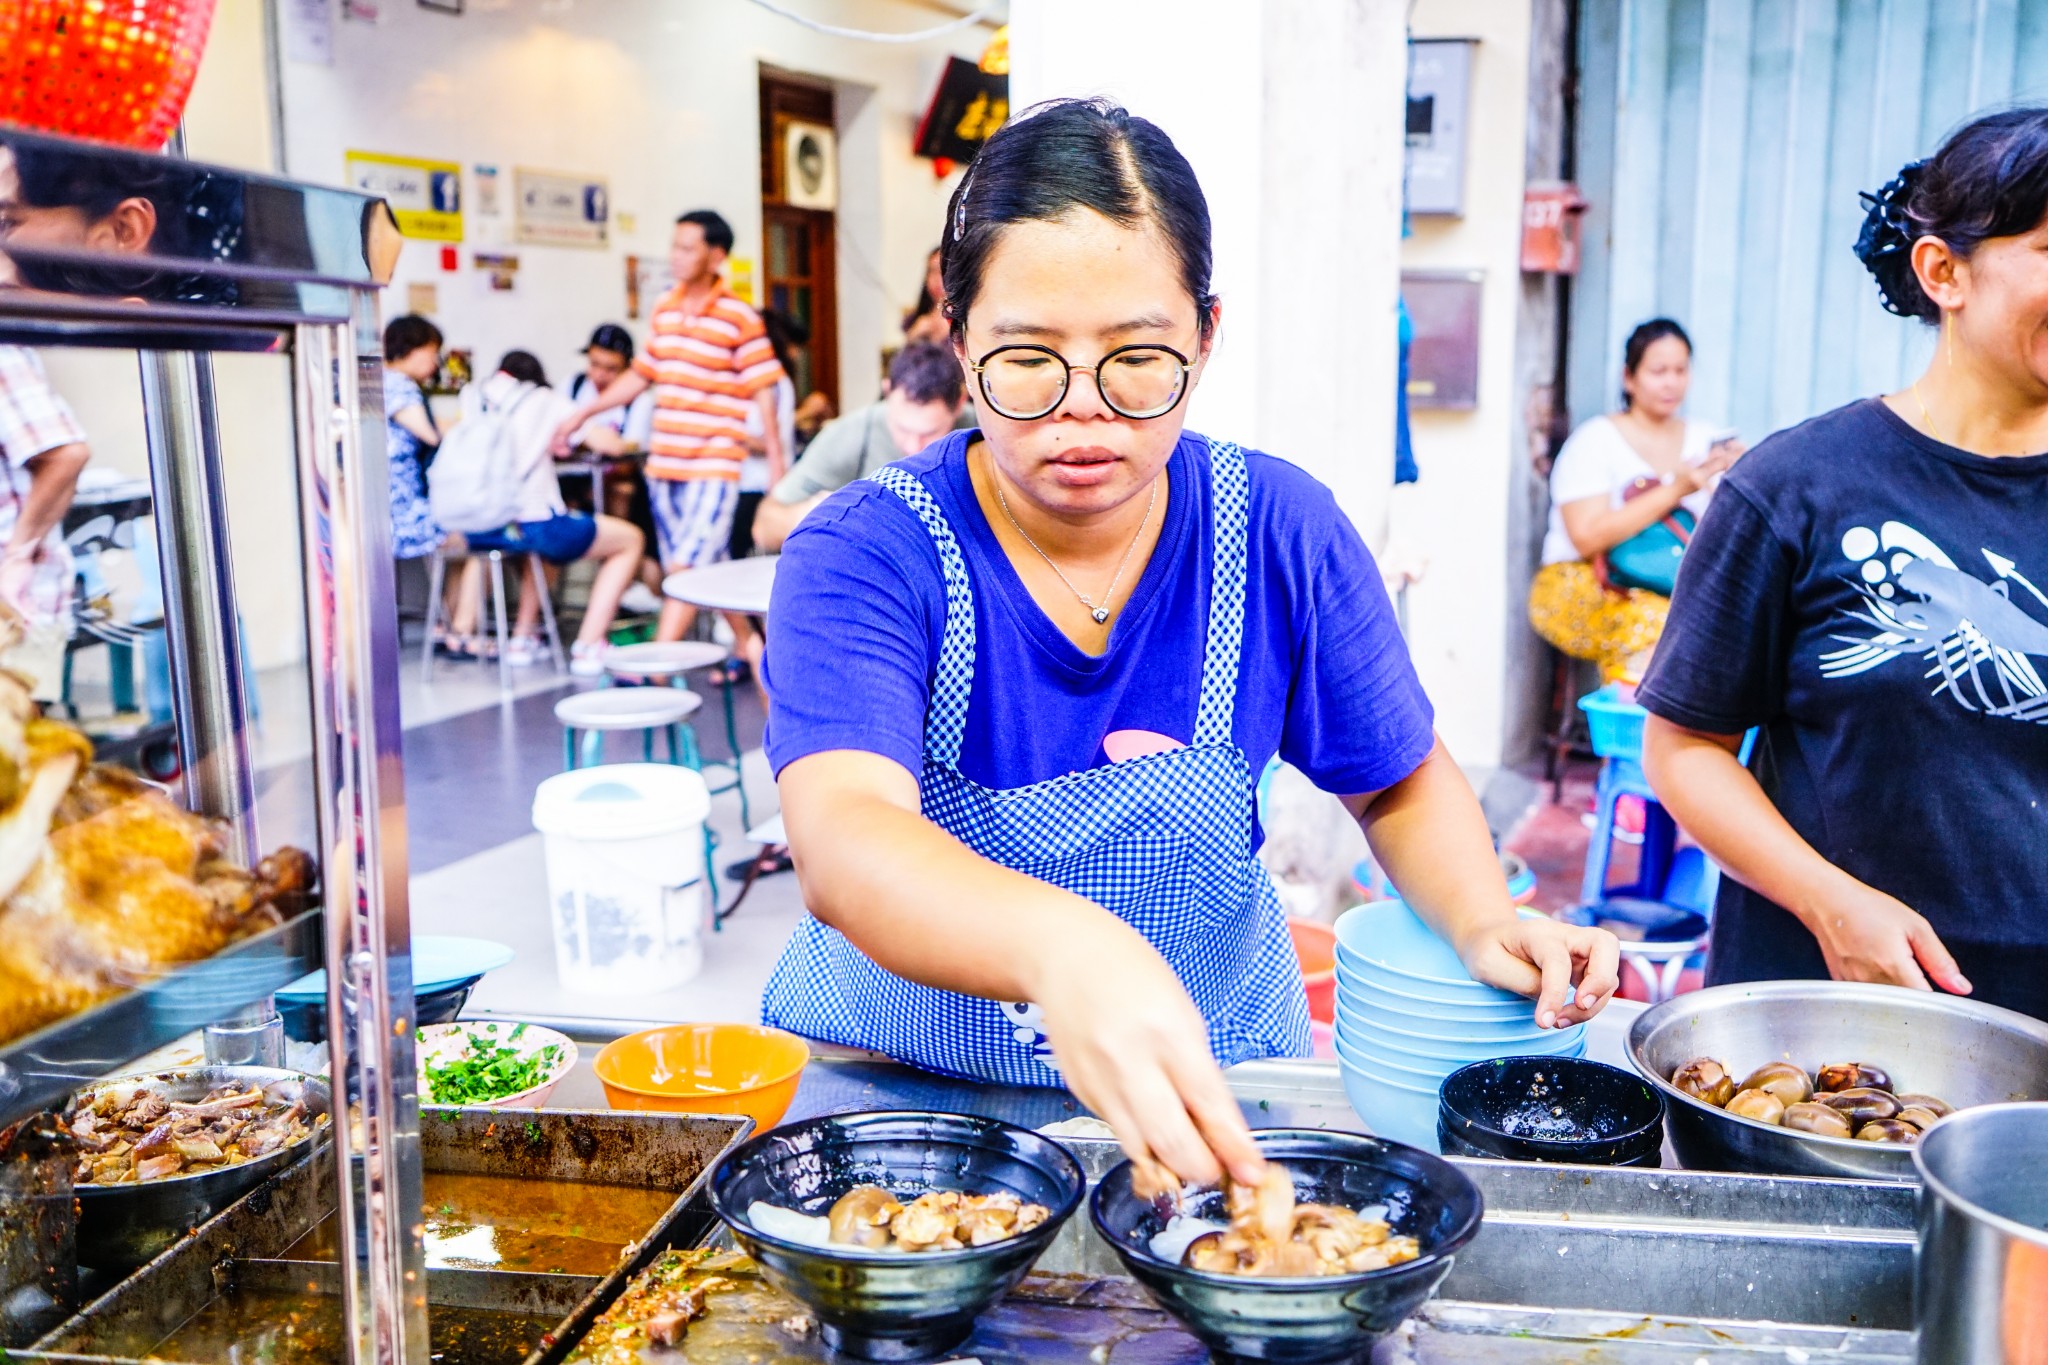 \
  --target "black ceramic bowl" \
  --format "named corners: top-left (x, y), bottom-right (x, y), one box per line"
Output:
top-left (708, 1110), bottom-right (1085, 1361)
top-left (1089, 1129), bottom-right (1482, 1365)
top-left (1436, 1057), bottom-right (1664, 1166)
